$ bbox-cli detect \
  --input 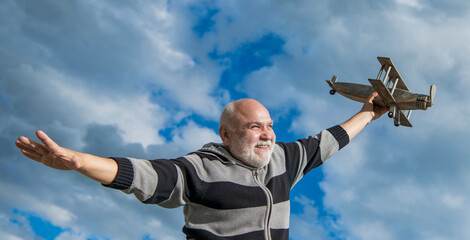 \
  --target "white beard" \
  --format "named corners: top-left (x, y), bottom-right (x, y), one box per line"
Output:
top-left (230, 138), bottom-right (274, 168)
